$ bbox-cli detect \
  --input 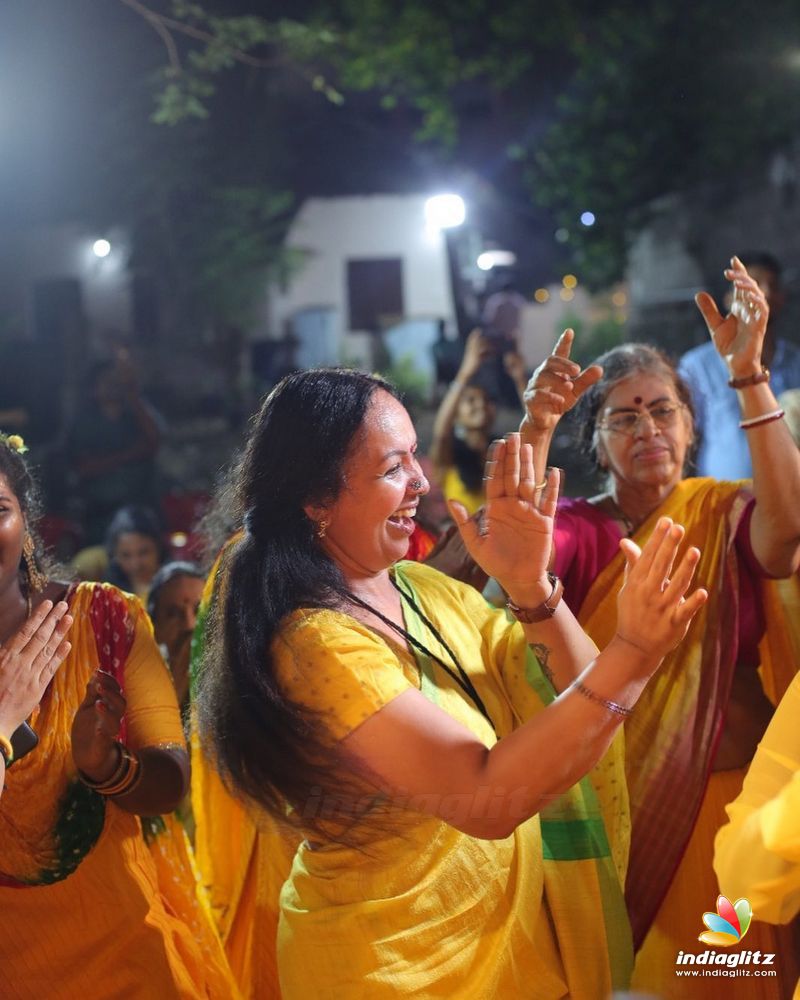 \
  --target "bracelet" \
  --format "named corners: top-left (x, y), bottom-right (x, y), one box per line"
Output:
top-left (0, 732), bottom-right (13, 768)
top-left (728, 367), bottom-right (770, 389)
top-left (739, 409), bottom-right (785, 430)
top-left (571, 680), bottom-right (633, 718)
top-left (99, 749), bottom-right (142, 797)
top-left (79, 742), bottom-right (131, 792)
top-left (80, 744), bottom-right (142, 797)
top-left (507, 573), bottom-right (564, 623)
